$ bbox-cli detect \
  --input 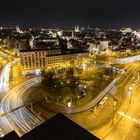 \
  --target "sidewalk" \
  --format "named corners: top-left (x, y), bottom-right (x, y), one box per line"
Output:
top-left (92, 80), bottom-right (140, 139)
